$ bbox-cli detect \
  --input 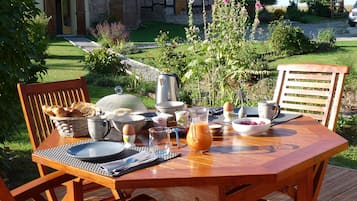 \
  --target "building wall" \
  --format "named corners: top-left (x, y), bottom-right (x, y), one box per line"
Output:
top-left (141, 0), bottom-right (213, 23)
top-left (35, 0), bottom-right (45, 10)
top-left (88, 0), bottom-right (109, 27)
